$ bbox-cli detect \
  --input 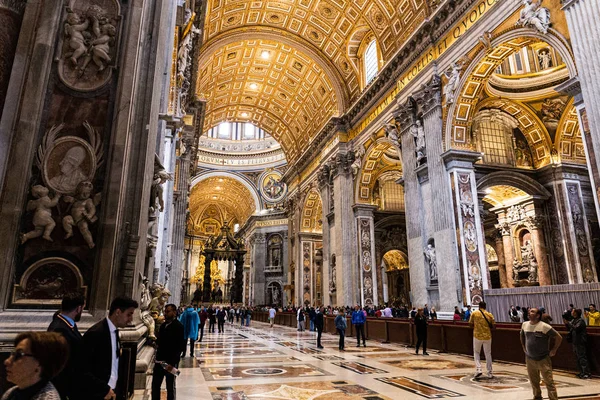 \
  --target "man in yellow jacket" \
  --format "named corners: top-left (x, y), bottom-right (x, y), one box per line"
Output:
top-left (585, 304), bottom-right (600, 327)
